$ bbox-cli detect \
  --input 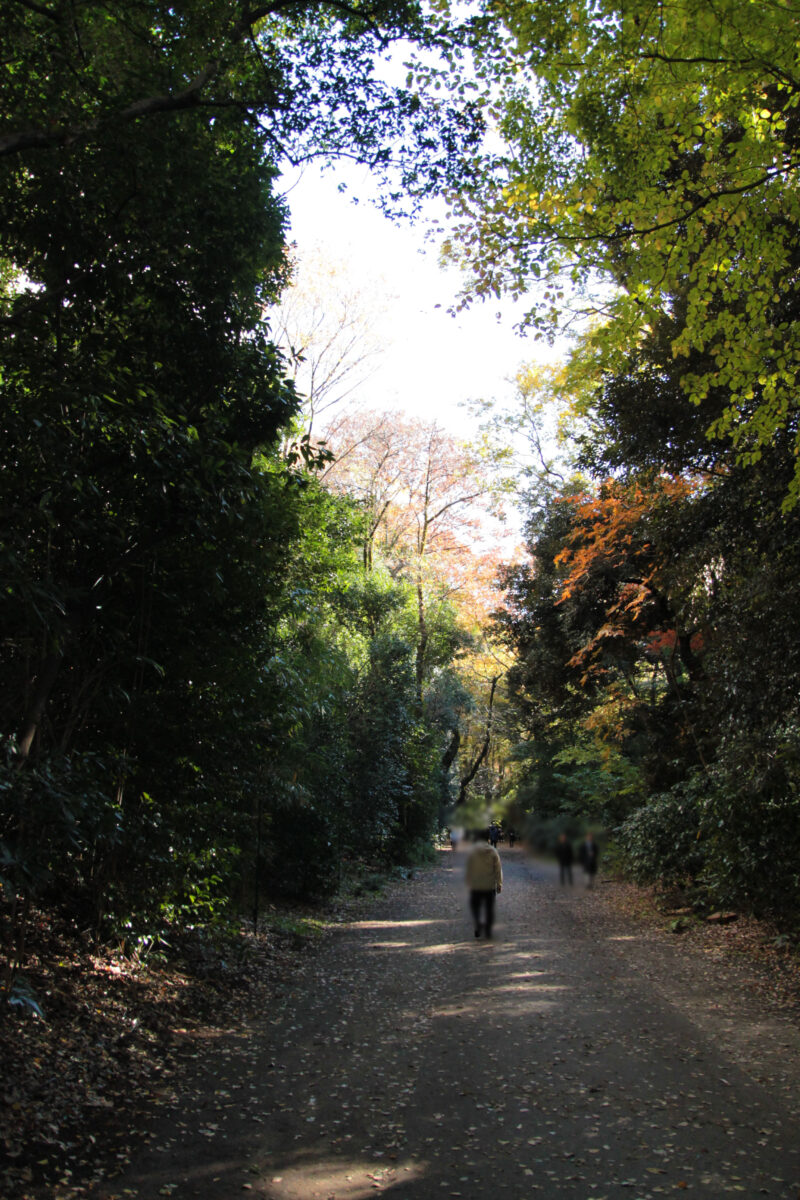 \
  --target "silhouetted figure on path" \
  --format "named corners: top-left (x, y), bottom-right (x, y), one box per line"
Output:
top-left (578, 832), bottom-right (599, 888)
top-left (555, 833), bottom-right (574, 885)
top-left (466, 830), bottom-right (503, 938)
